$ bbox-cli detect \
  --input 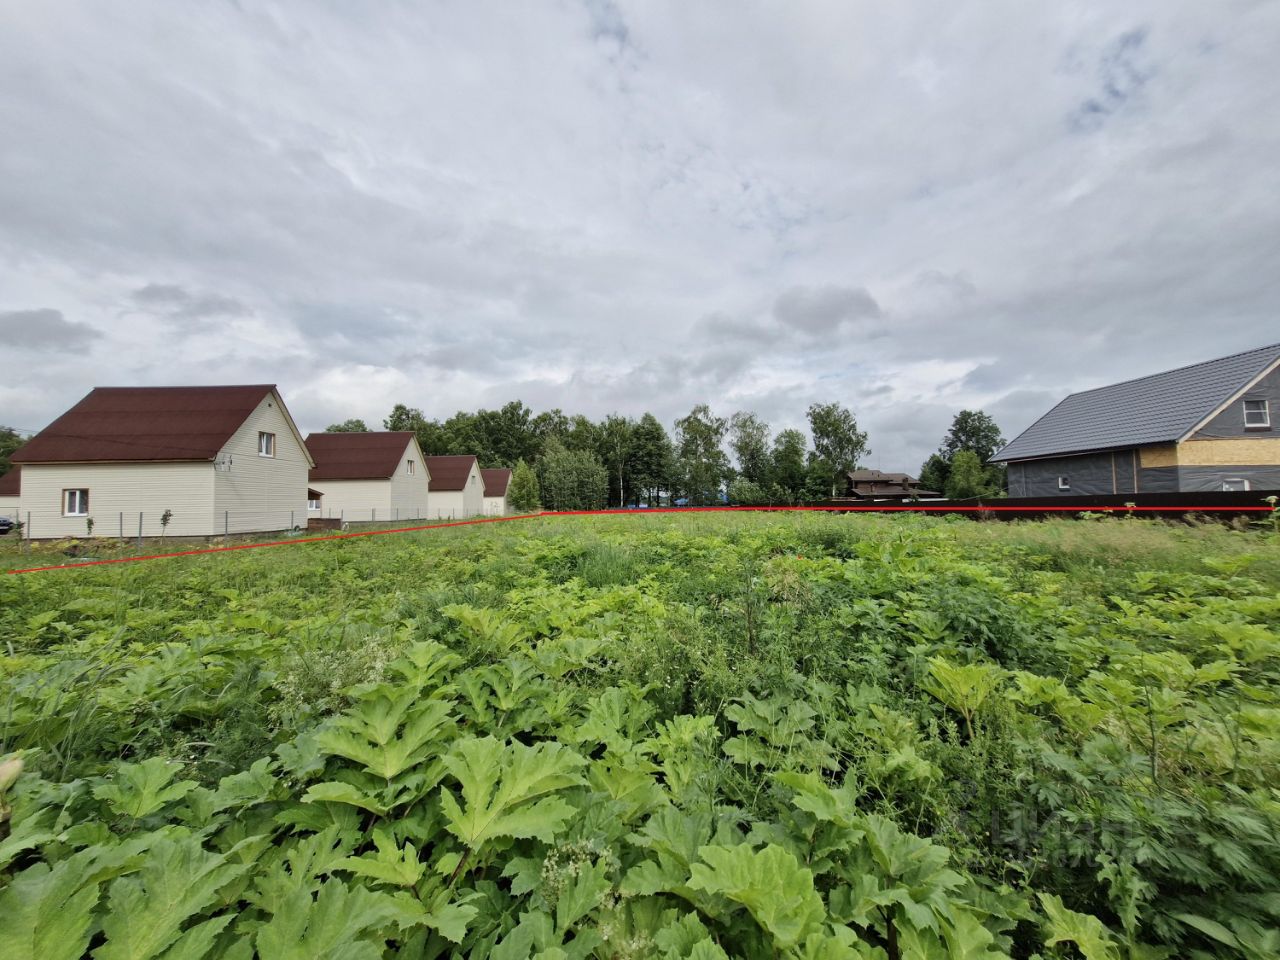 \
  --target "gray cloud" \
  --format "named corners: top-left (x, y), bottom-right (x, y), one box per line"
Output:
top-left (131, 284), bottom-right (249, 322)
top-left (773, 285), bottom-right (882, 334)
top-left (0, 309), bottom-right (101, 353)
top-left (1071, 28), bottom-right (1154, 131)
top-left (0, 2), bottom-right (1277, 471)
